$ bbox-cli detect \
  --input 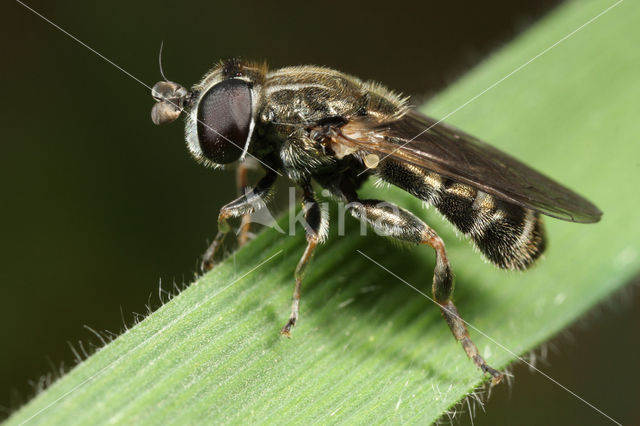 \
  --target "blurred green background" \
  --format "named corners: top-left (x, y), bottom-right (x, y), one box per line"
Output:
top-left (1, 0), bottom-right (638, 424)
